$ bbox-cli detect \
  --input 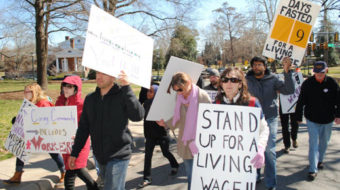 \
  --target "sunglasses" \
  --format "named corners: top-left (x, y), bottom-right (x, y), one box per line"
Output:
top-left (62, 83), bottom-right (75, 89)
top-left (221, 77), bottom-right (241, 83)
top-left (173, 88), bottom-right (183, 92)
